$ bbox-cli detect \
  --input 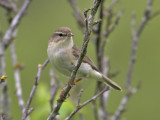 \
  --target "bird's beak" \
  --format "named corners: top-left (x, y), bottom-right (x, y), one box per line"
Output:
top-left (67, 33), bottom-right (74, 37)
